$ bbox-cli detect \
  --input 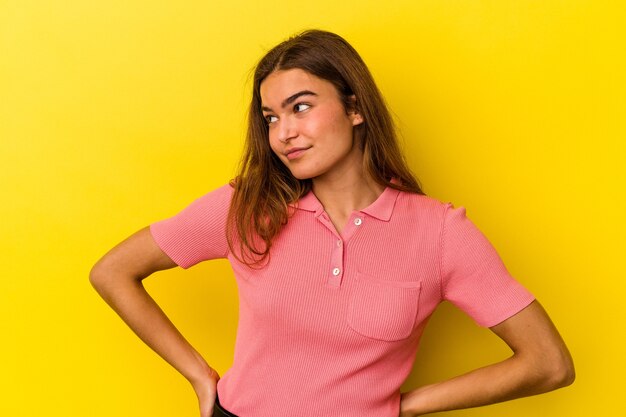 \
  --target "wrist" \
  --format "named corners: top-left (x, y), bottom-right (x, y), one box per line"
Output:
top-left (400, 391), bottom-right (416, 417)
top-left (190, 364), bottom-right (220, 388)
top-left (400, 386), bottom-right (431, 417)
top-left (186, 350), bottom-right (219, 389)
